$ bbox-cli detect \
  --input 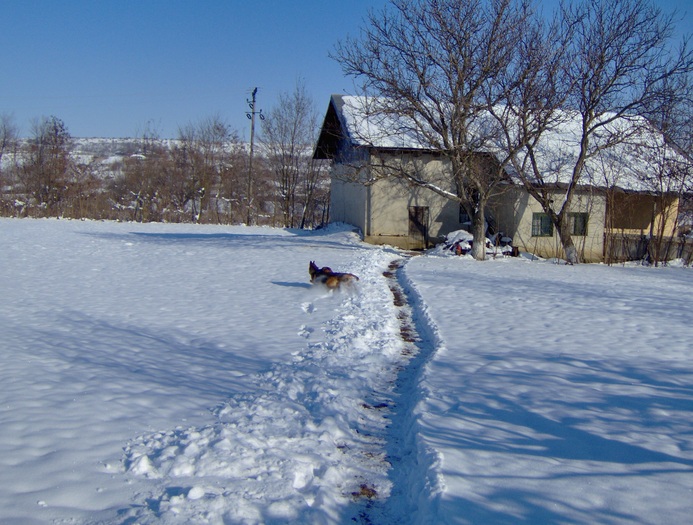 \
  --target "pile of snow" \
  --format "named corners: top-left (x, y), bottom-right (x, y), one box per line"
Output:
top-left (433, 229), bottom-right (514, 257)
top-left (121, 253), bottom-right (406, 523)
